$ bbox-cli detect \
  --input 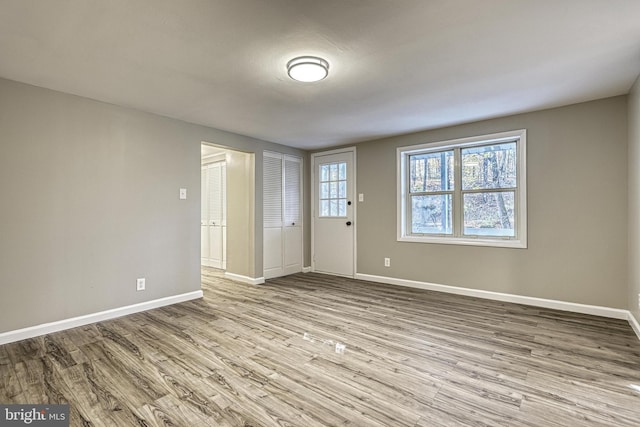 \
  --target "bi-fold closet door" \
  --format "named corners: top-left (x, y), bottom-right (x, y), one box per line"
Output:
top-left (201, 161), bottom-right (227, 269)
top-left (263, 152), bottom-right (303, 279)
